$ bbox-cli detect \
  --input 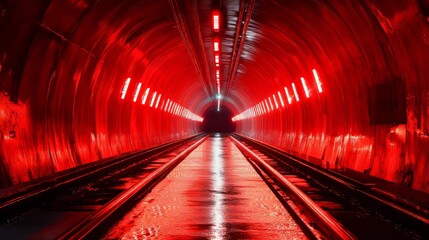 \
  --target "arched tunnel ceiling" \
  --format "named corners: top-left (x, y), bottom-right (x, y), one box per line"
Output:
top-left (1, 0), bottom-right (423, 115)
top-left (1, 0), bottom-right (429, 194)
